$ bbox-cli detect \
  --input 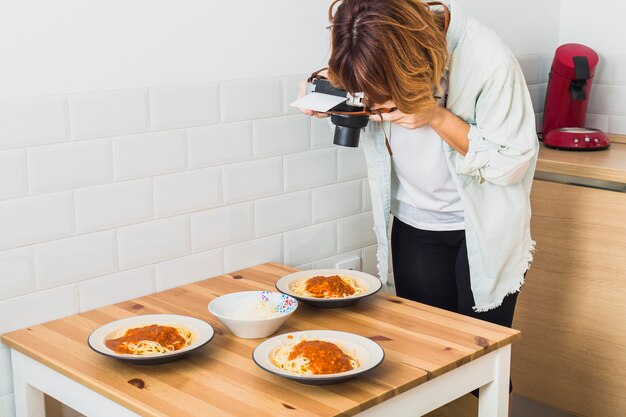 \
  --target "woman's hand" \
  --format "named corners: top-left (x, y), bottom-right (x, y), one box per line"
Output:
top-left (297, 71), bottom-right (330, 119)
top-left (369, 100), bottom-right (441, 129)
top-left (369, 99), bottom-right (470, 155)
